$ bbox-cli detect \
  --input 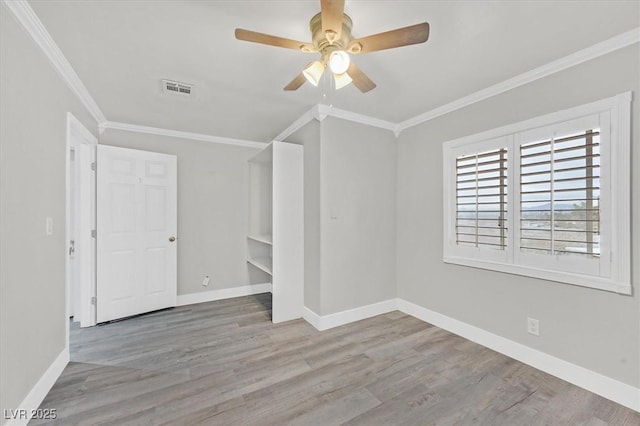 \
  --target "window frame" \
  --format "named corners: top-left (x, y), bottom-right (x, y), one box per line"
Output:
top-left (442, 92), bottom-right (631, 294)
